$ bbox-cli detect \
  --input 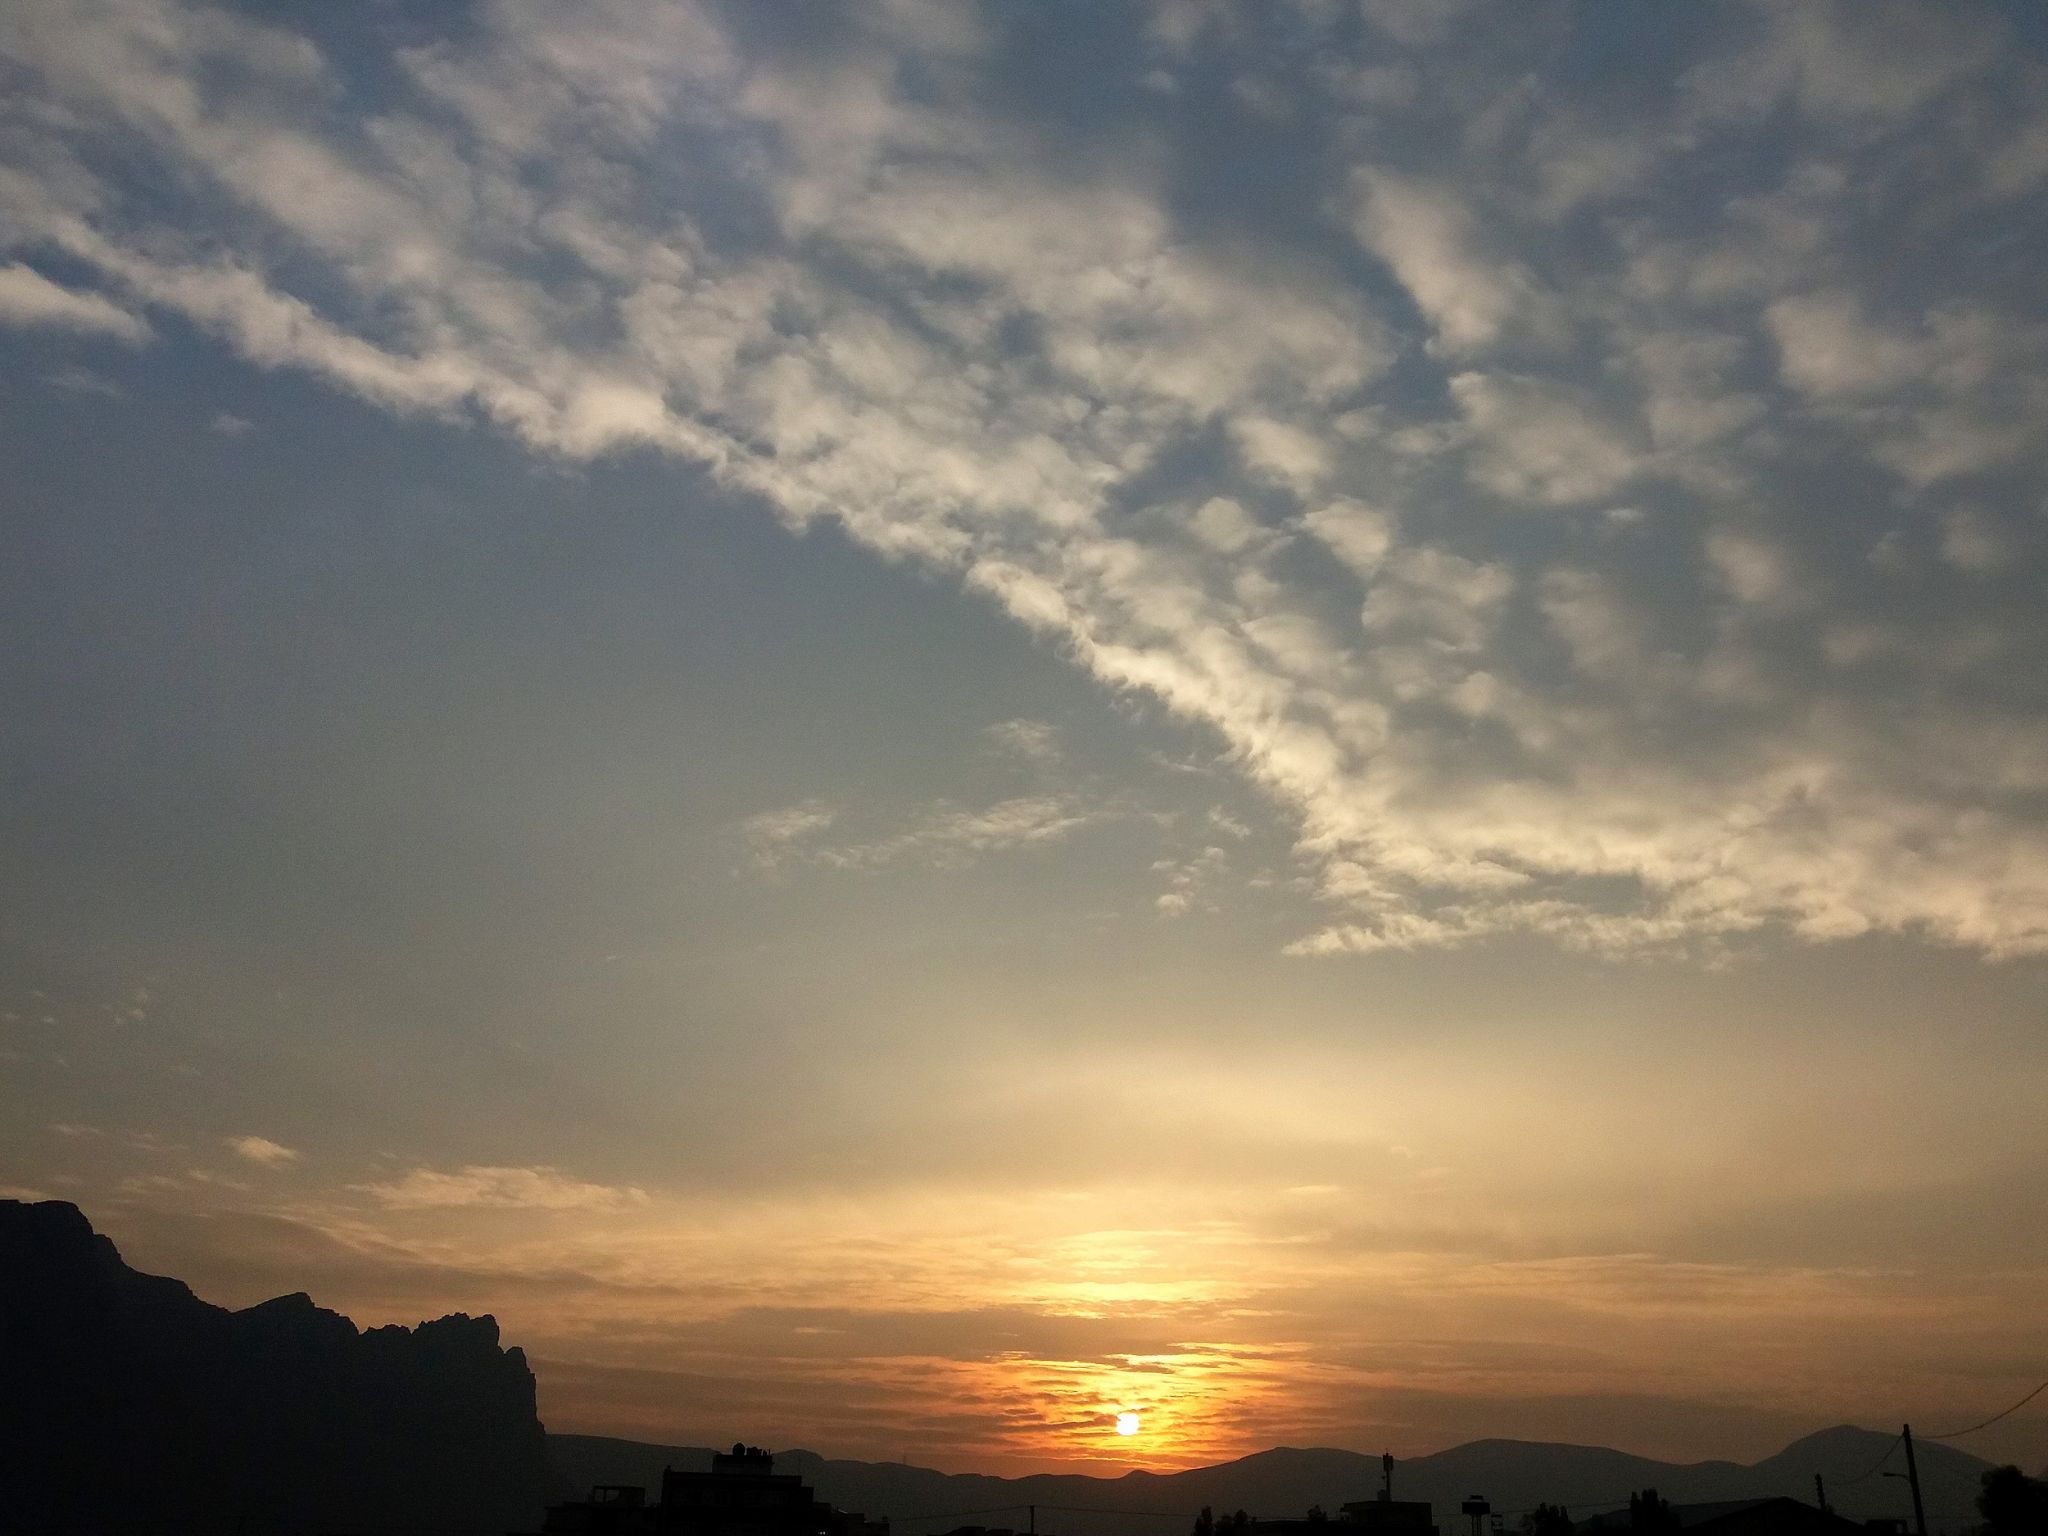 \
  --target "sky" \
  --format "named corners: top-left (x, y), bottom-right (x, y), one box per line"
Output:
top-left (3, 0), bottom-right (2047, 1482)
